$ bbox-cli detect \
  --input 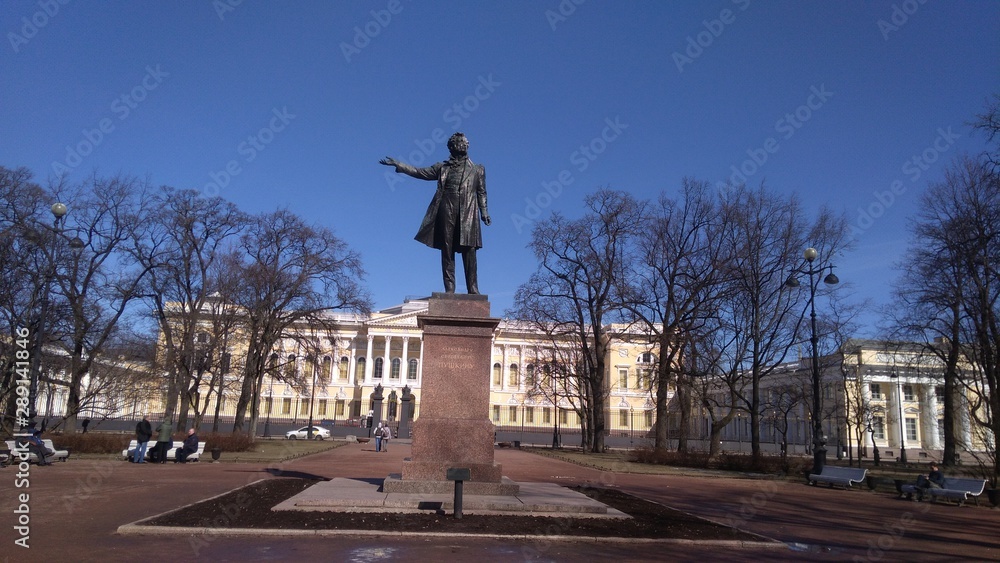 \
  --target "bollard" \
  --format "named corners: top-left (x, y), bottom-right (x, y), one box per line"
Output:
top-left (446, 467), bottom-right (471, 520)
